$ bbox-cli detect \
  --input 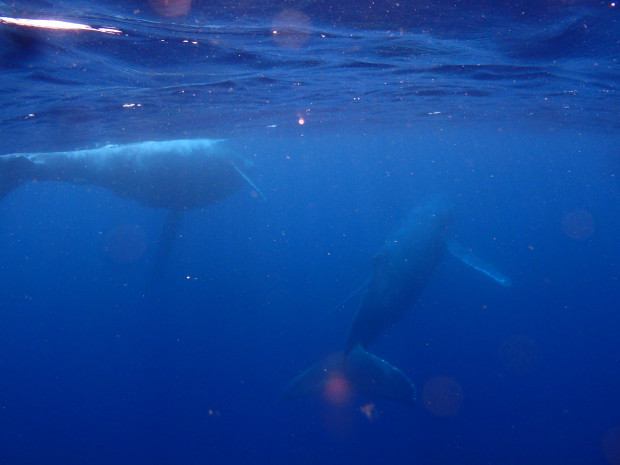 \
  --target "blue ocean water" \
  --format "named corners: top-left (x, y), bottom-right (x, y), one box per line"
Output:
top-left (0, 1), bottom-right (618, 464)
